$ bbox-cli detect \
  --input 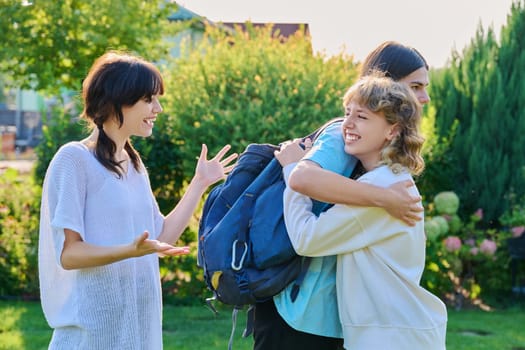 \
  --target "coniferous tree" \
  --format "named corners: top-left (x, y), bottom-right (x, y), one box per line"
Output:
top-left (497, 1), bottom-right (525, 209)
top-left (424, 0), bottom-right (525, 224)
top-left (418, 66), bottom-right (460, 200)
